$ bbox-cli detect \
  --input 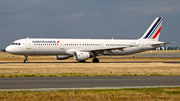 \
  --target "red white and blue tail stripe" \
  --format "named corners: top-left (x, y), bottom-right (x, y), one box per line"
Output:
top-left (140, 17), bottom-right (163, 41)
